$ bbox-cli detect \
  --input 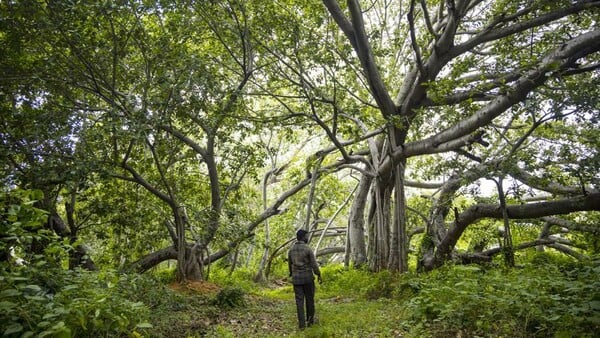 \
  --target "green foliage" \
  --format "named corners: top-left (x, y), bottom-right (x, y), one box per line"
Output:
top-left (0, 189), bottom-right (52, 263)
top-left (0, 189), bottom-right (154, 337)
top-left (299, 298), bottom-right (406, 338)
top-left (212, 286), bottom-right (247, 309)
top-left (0, 267), bottom-right (155, 337)
top-left (152, 266), bottom-right (178, 284)
top-left (274, 261), bottom-right (599, 337)
top-left (399, 257), bottom-right (600, 337)
top-left (363, 270), bottom-right (400, 300)
top-left (209, 267), bottom-right (261, 292)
